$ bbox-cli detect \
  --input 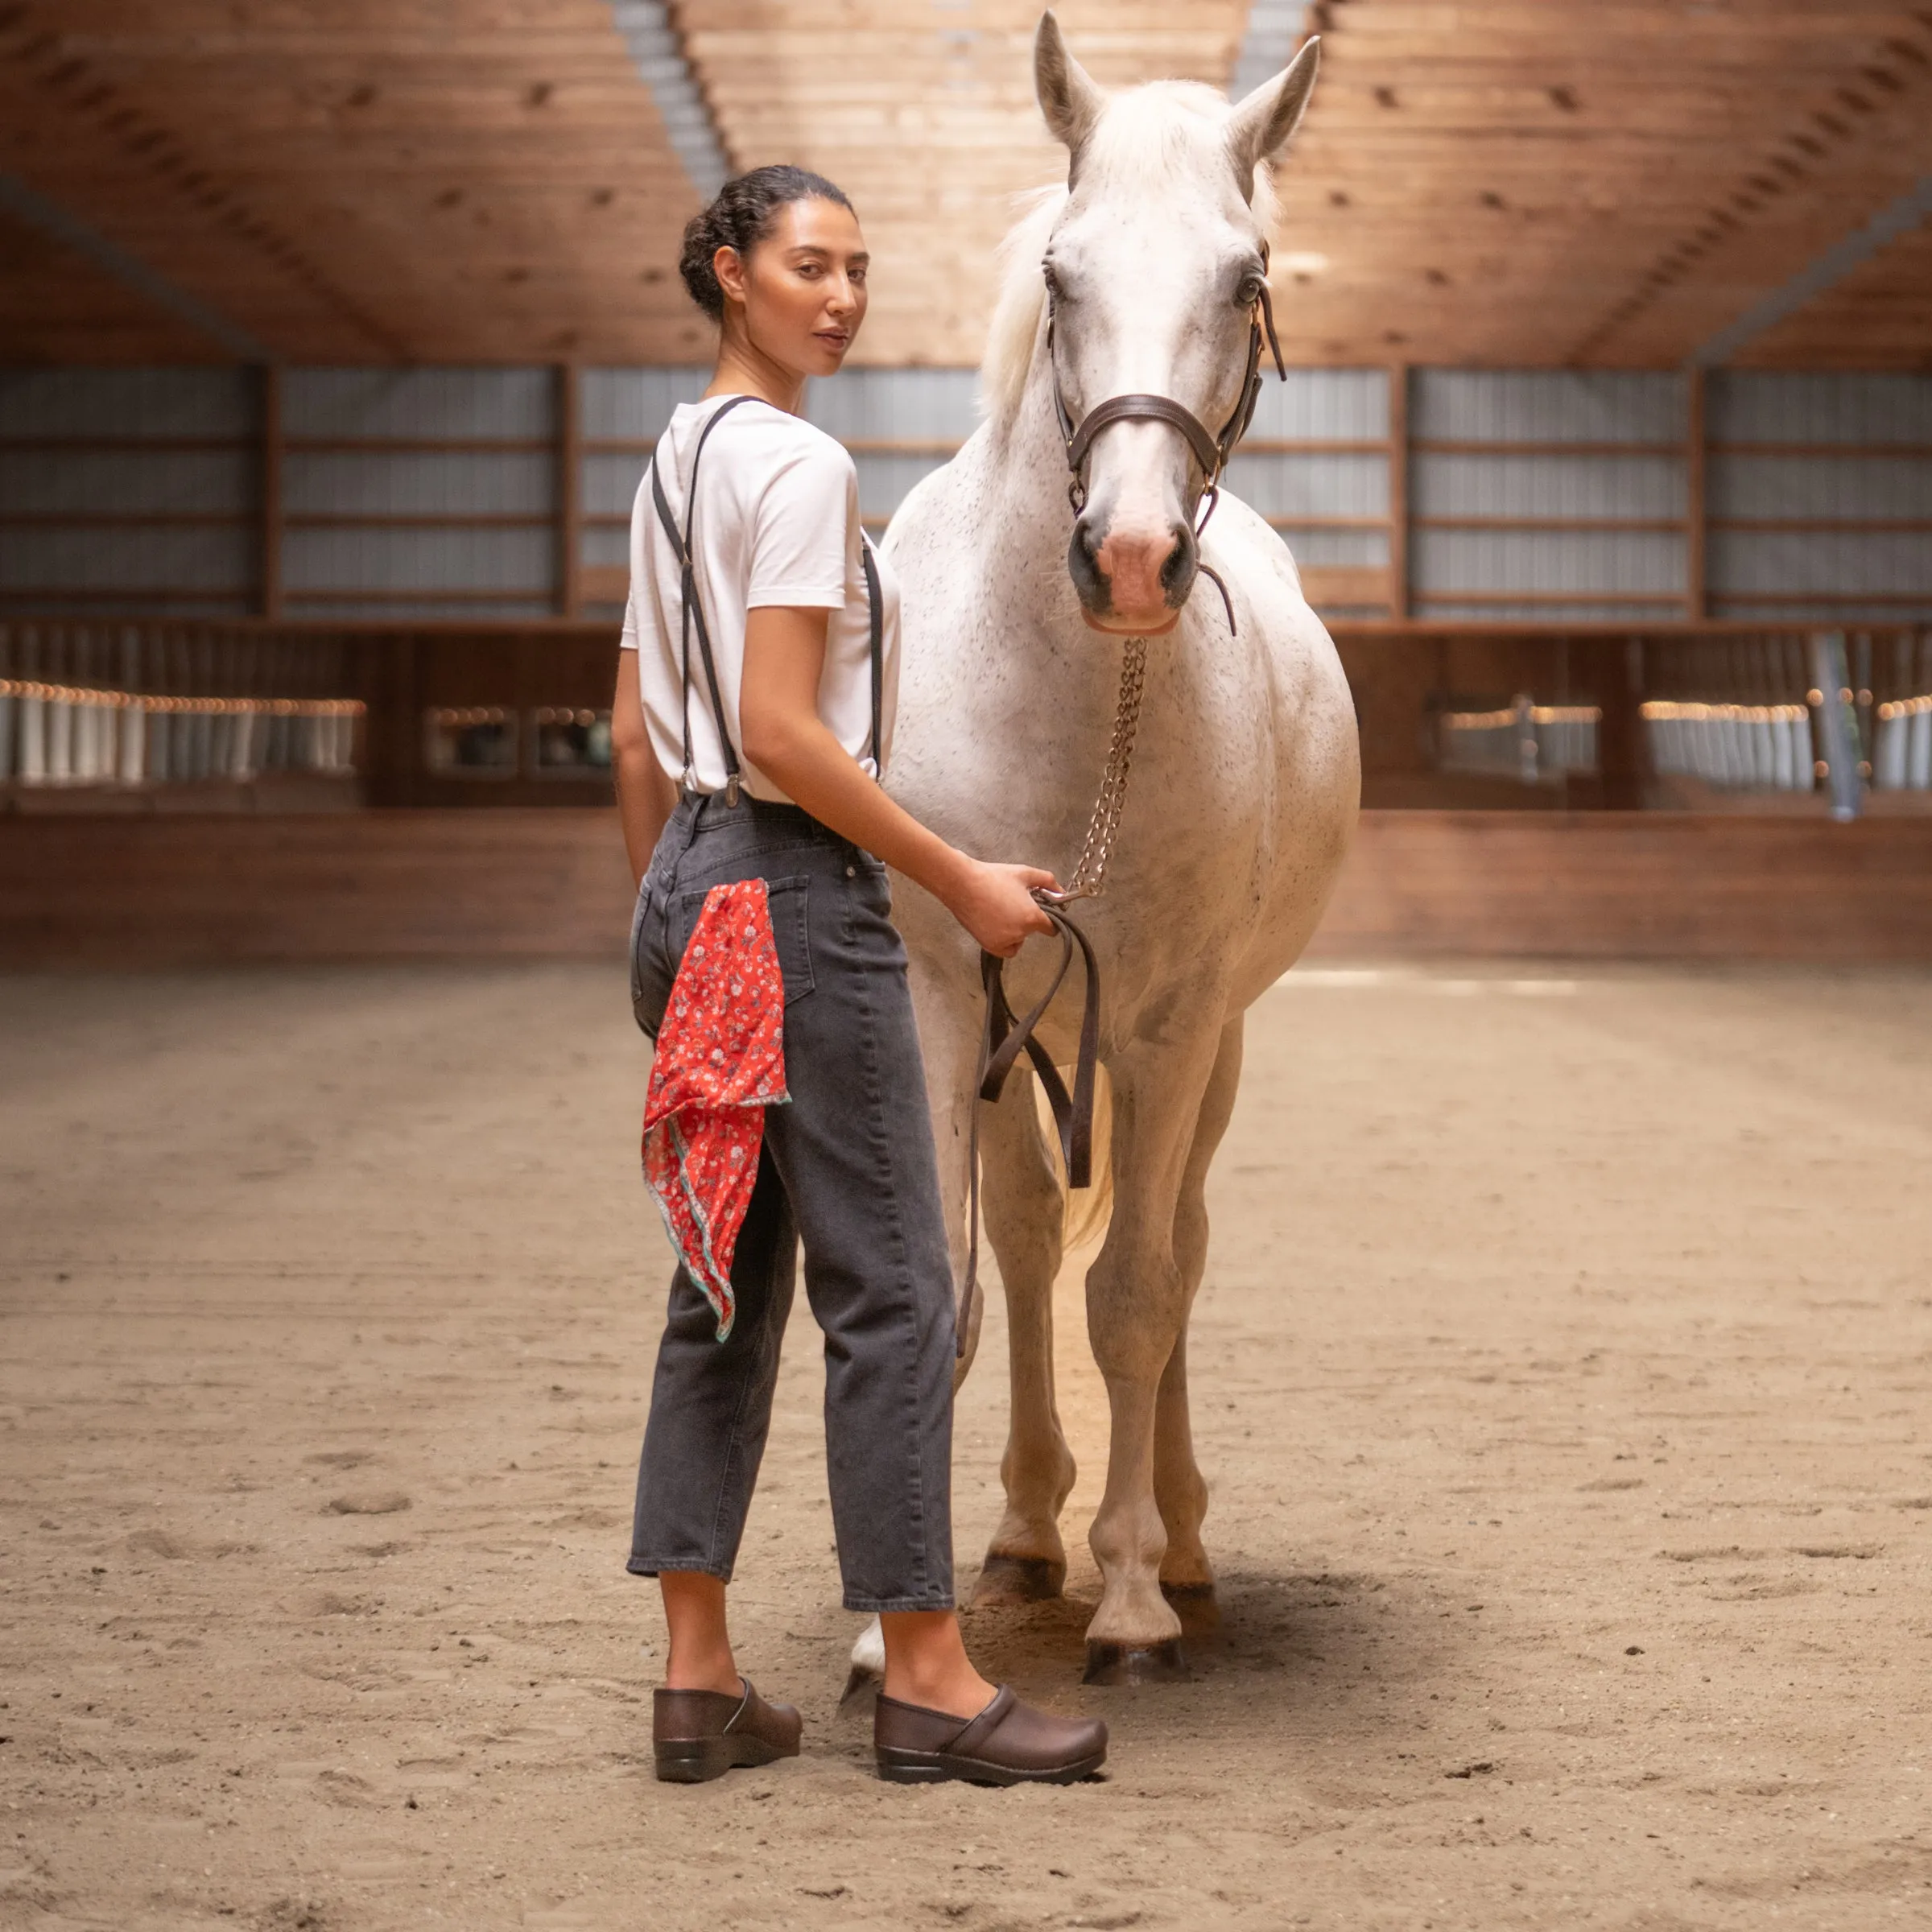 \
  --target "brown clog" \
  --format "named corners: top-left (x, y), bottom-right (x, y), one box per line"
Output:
top-left (653, 1677), bottom-right (802, 1784)
top-left (873, 1684), bottom-right (1107, 1785)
